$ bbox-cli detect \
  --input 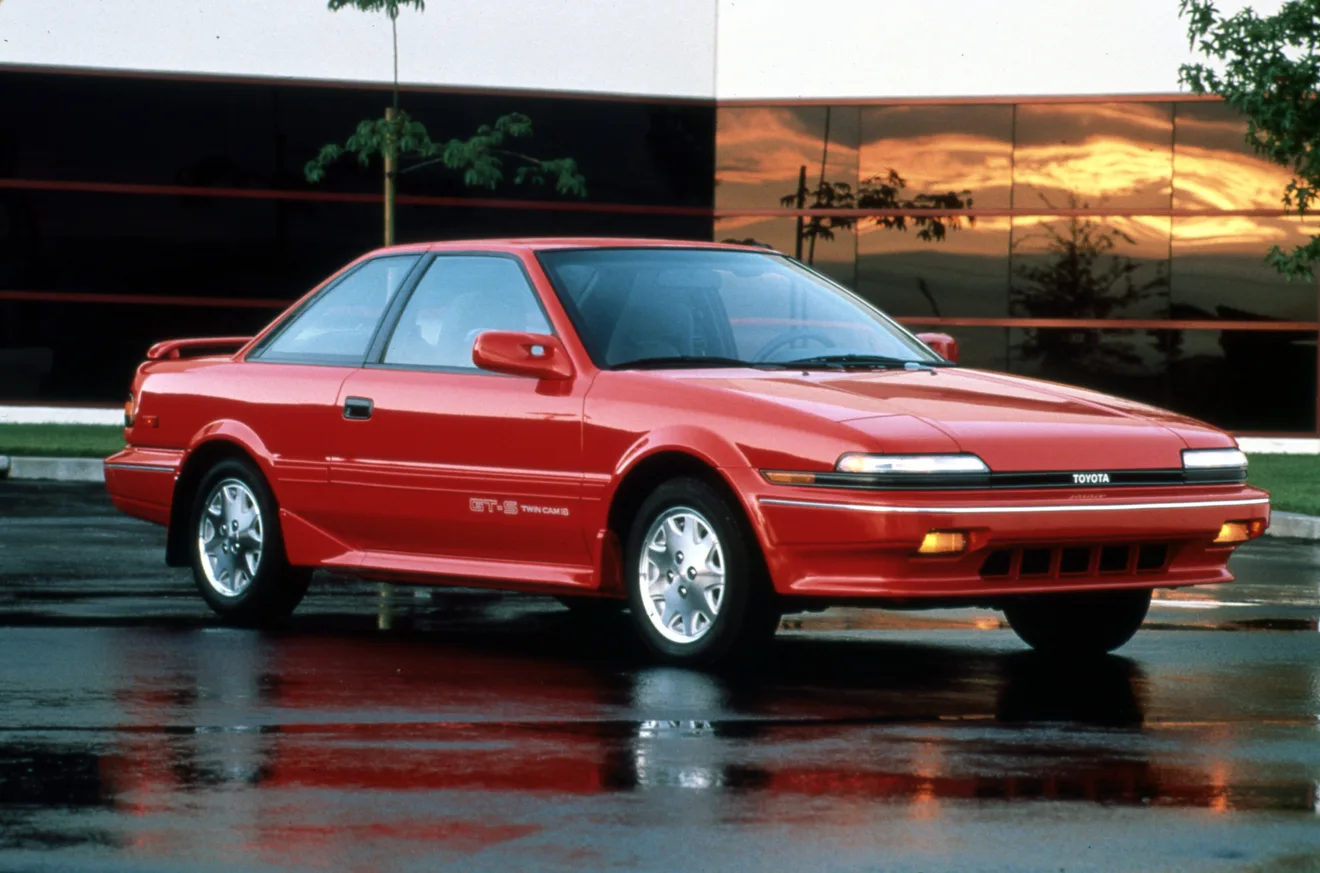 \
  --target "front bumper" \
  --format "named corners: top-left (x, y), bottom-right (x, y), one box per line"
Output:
top-left (742, 473), bottom-right (1269, 602)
